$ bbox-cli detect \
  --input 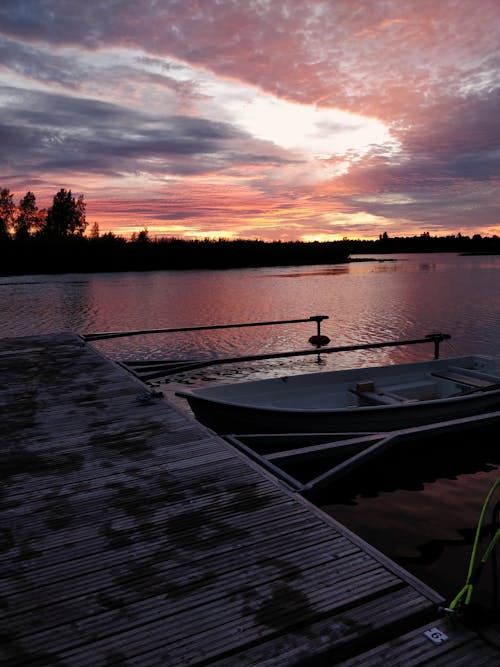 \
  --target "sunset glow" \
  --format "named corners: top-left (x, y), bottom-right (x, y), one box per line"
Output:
top-left (0, 1), bottom-right (499, 240)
